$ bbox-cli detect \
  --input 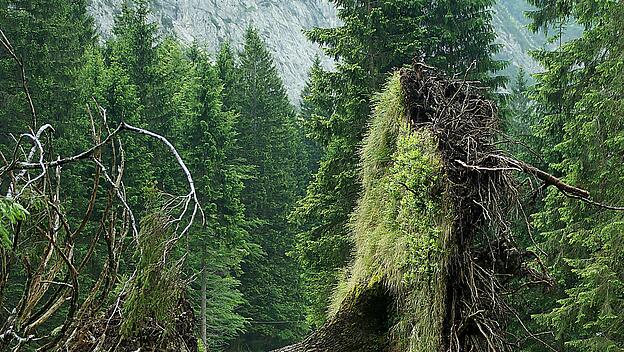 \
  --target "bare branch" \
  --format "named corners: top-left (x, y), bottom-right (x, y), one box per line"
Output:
top-left (120, 121), bottom-right (205, 234)
top-left (13, 123), bottom-right (124, 170)
top-left (455, 159), bottom-right (522, 173)
top-left (92, 158), bottom-right (139, 242)
top-left (491, 155), bottom-right (590, 199)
